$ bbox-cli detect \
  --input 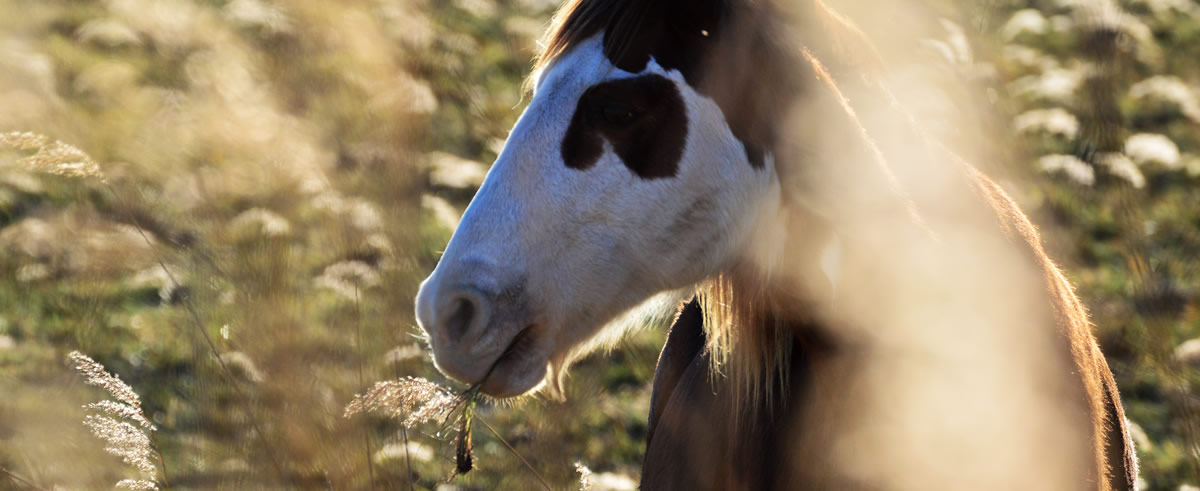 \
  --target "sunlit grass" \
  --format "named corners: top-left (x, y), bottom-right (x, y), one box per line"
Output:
top-left (0, 0), bottom-right (1196, 489)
